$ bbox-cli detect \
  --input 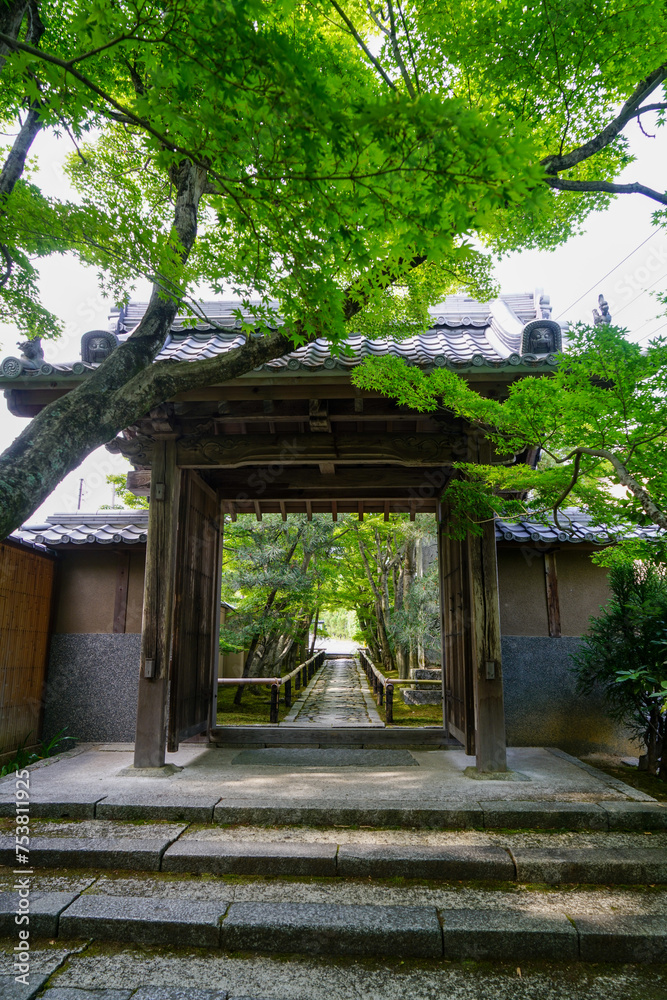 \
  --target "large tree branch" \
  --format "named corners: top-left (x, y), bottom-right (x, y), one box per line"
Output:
top-left (545, 176), bottom-right (667, 206)
top-left (557, 446), bottom-right (667, 531)
top-left (328, 1), bottom-right (396, 92)
top-left (0, 0), bottom-right (27, 74)
top-left (0, 104), bottom-right (42, 198)
top-left (541, 62), bottom-right (667, 175)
